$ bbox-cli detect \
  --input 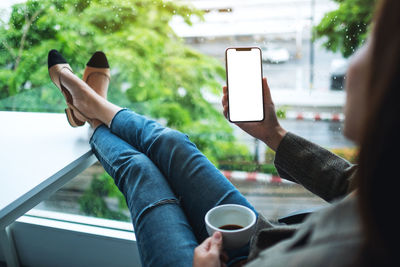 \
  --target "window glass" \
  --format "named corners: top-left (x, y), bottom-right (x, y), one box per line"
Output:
top-left (1, 0), bottom-right (364, 223)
